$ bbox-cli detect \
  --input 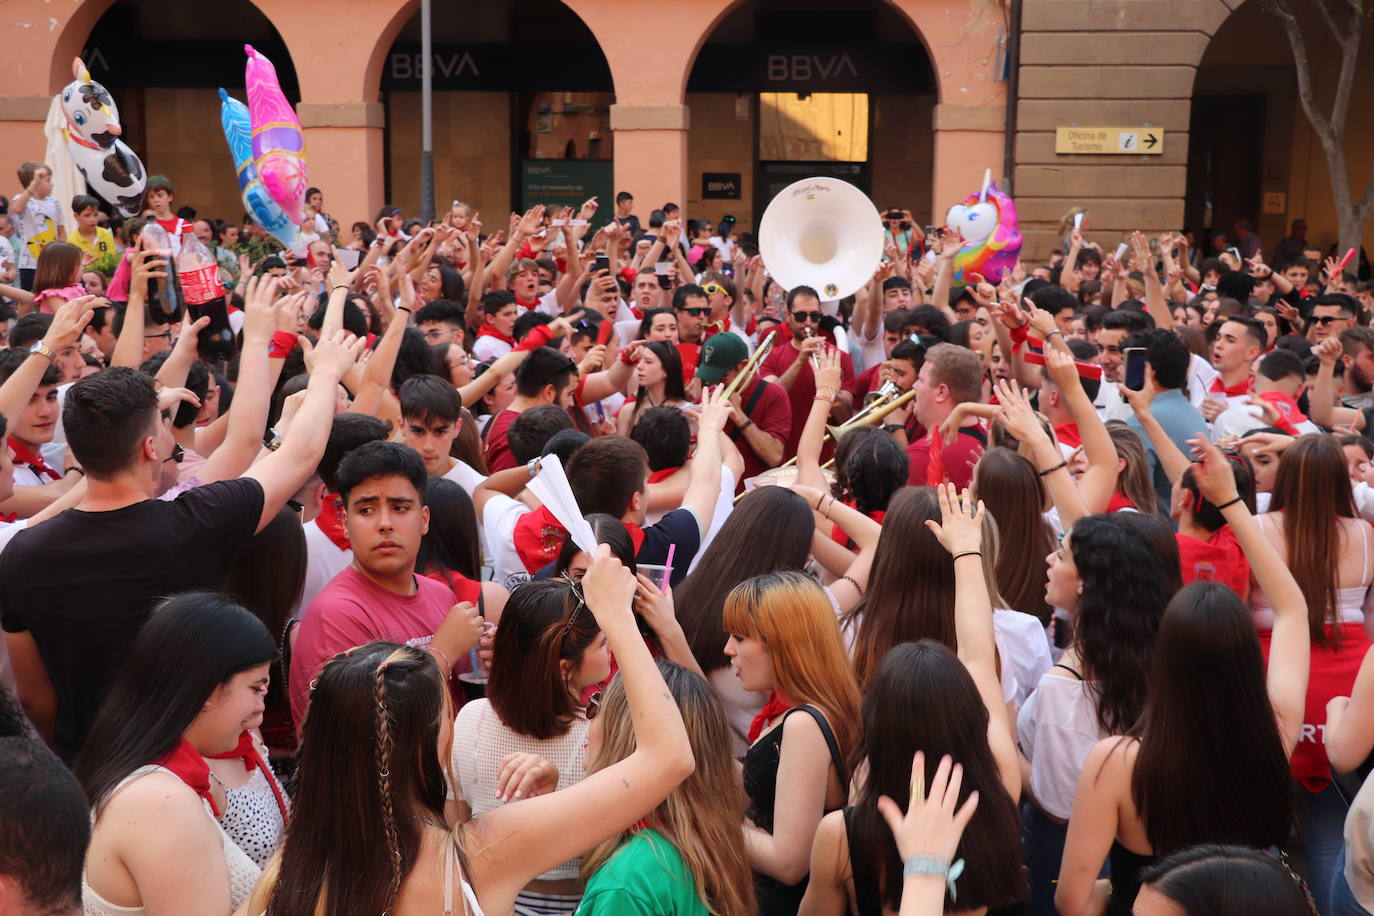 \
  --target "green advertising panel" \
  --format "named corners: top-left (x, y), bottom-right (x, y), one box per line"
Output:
top-left (520, 160), bottom-right (614, 216)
